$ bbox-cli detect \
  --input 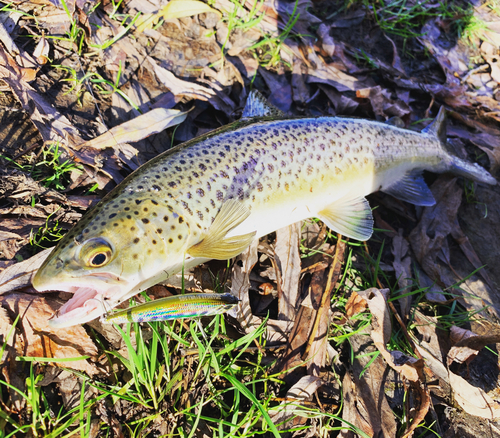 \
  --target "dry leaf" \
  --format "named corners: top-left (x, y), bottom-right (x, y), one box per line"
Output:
top-left (447, 325), bottom-right (500, 366)
top-left (135, 0), bottom-right (220, 34)
top-left (391, 229), bottom-right (412, 318)
top-left (340, 332), bottom-right (398, 438)
top-left (275, 223), bottom-right (301, 321)
top-left (449, 371), bottom-right (500, 419)
top-left (0, 293), bottom-right (98, 375)
top-left (0, 307), bottom-right (25, 412)
top-left (357, 288), bottom-right (421, 382)
top-left (0, 248), bottom-right (52, 295)
top-left (228, 239), bottom-right (262, 332)
top-left (345, 291), bottom-right (367, 318)
top-left (78, 108), bottom-right (189, 150)
top-left (269, 375), bottom-right (323, 429)
top-left (33, 34), bottom-right (50, 65)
